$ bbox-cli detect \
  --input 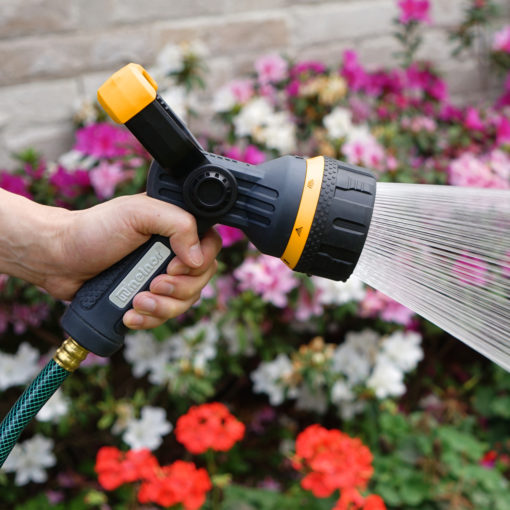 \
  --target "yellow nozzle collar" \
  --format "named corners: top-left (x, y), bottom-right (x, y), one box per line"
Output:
top-left (281, 156), bottom-right (325, 269)
top-left (97, 63), bottom-right (158, 124)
